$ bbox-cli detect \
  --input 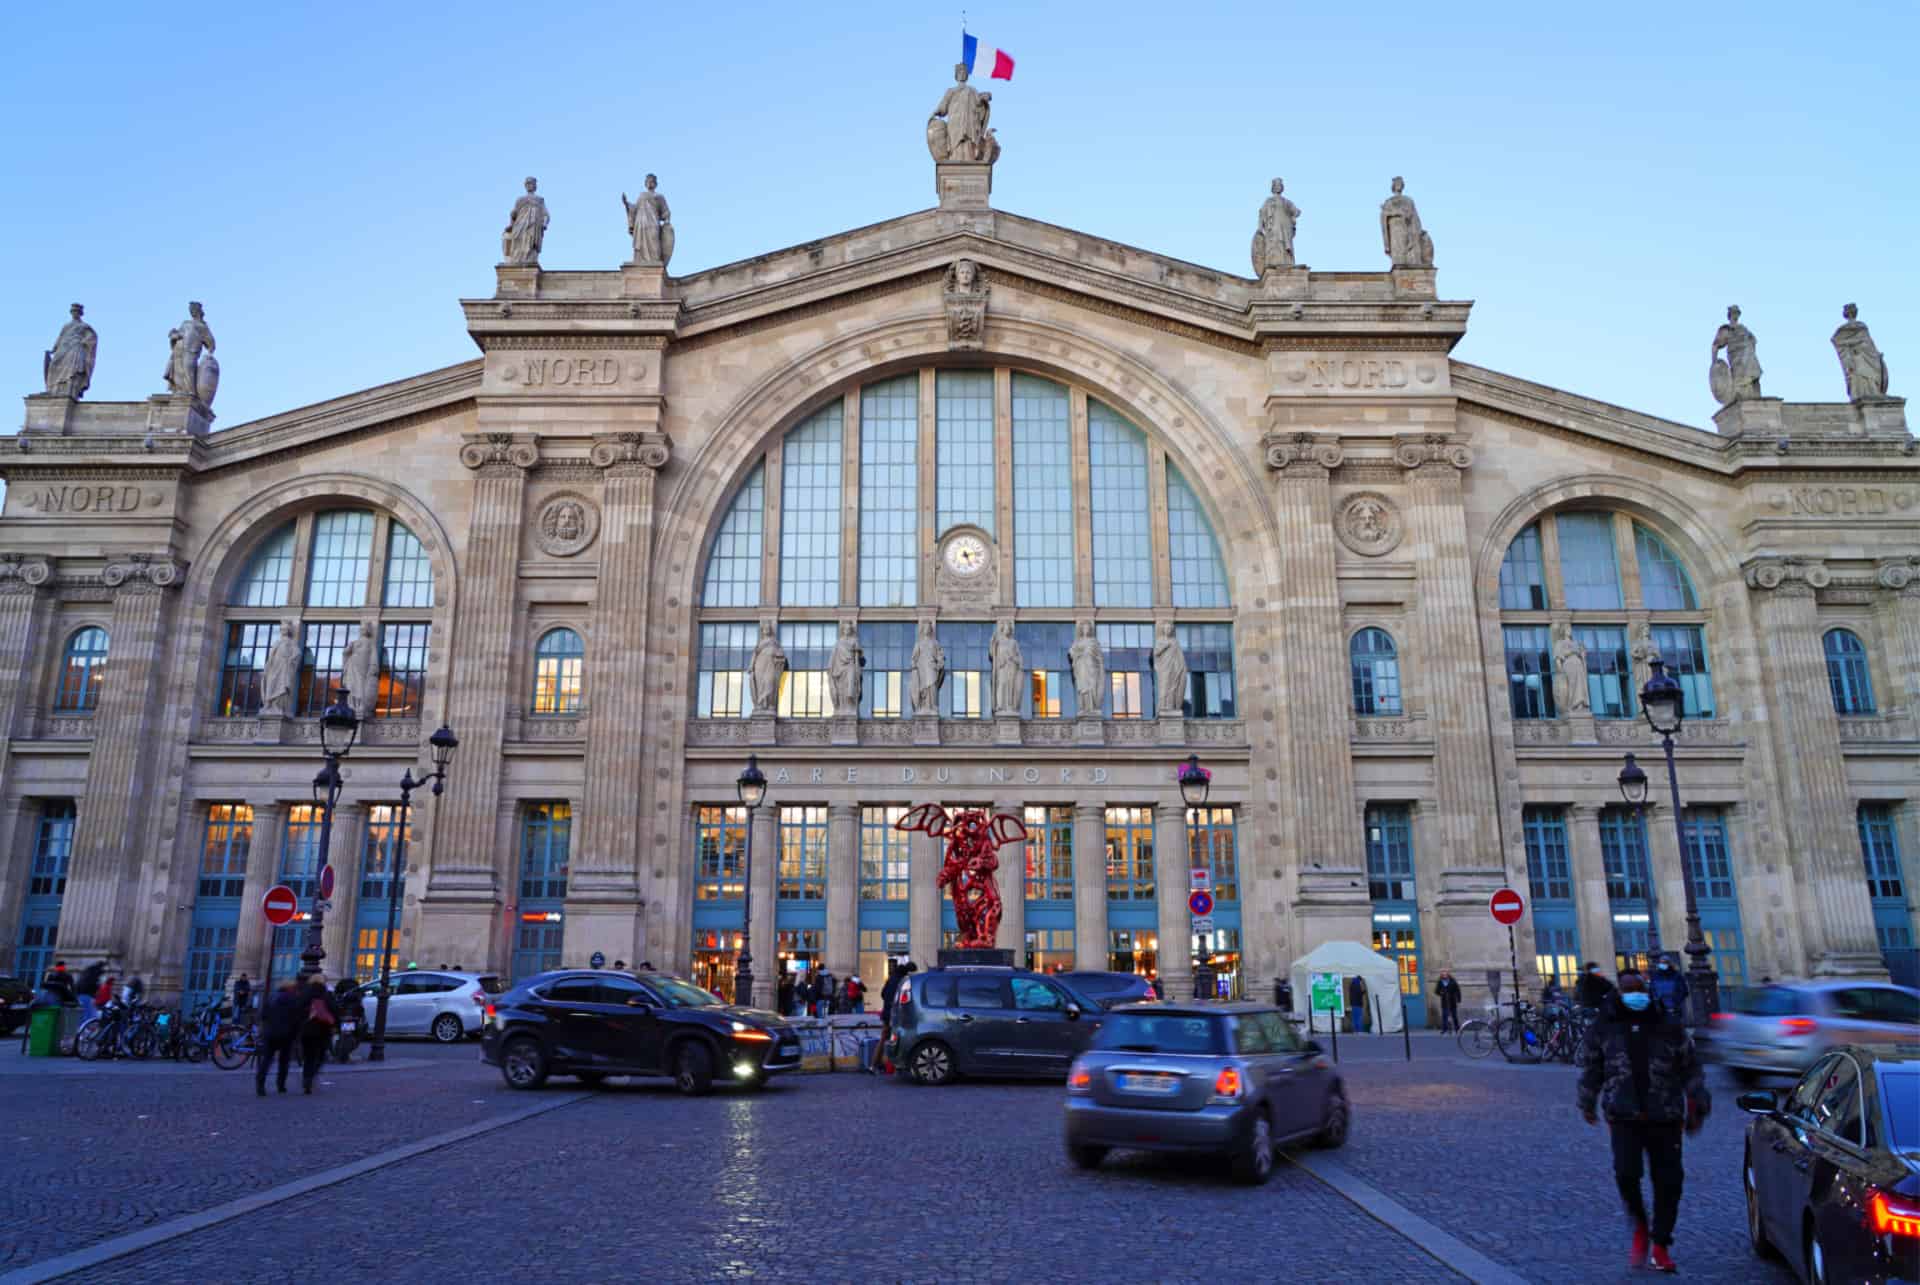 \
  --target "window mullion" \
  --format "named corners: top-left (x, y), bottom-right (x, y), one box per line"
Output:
top-left (839, 387), bottom-right (860, 608)
top-left (1147, 442), bottom-right (1173, 609)
top-left (366, 512), bottom-right (392, 609)
top-left (993, 367), bottom-right (1015, 611)
top-left (287, 512), bottom-right (316, 608)
top-left (1069, 388), bottom-right (1093, 607)
top-left (1536, 516), bottom-right (1566, 611)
